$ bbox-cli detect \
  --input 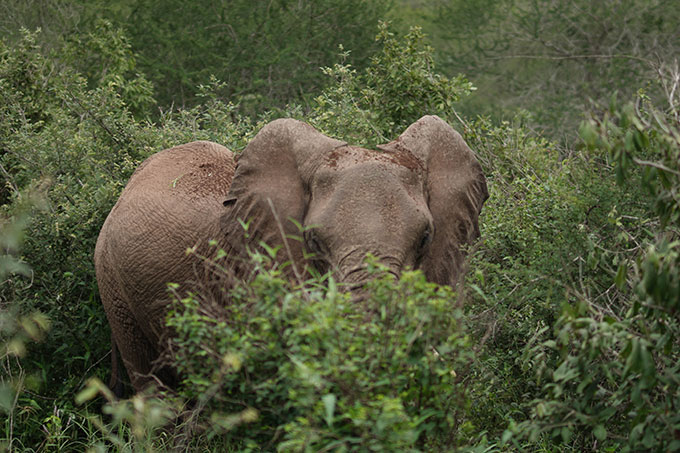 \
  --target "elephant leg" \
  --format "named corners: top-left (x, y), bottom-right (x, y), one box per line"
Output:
top-left (109, 337), bottom-right (125, 398)
top-left (101, 281), bottom-right (166, 392)
top-left (107, 305), bottom-right (160, 392)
